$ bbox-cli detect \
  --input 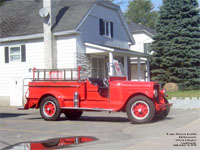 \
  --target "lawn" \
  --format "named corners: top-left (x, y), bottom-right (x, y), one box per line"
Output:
top-left (167, 90), bottom-right (200, 99)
